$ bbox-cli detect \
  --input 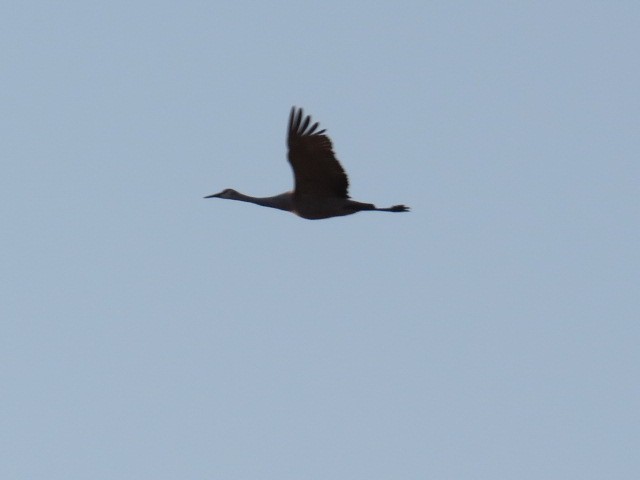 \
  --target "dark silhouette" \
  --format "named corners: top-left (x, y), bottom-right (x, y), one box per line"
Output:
top-left (205, 107), bottom-right (409, 220)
